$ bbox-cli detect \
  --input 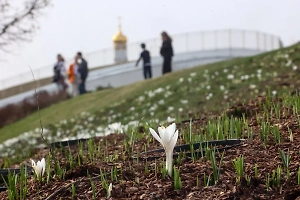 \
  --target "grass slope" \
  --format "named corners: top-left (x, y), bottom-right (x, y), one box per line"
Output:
top-left (1, 44), bottom-right (300, 143)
